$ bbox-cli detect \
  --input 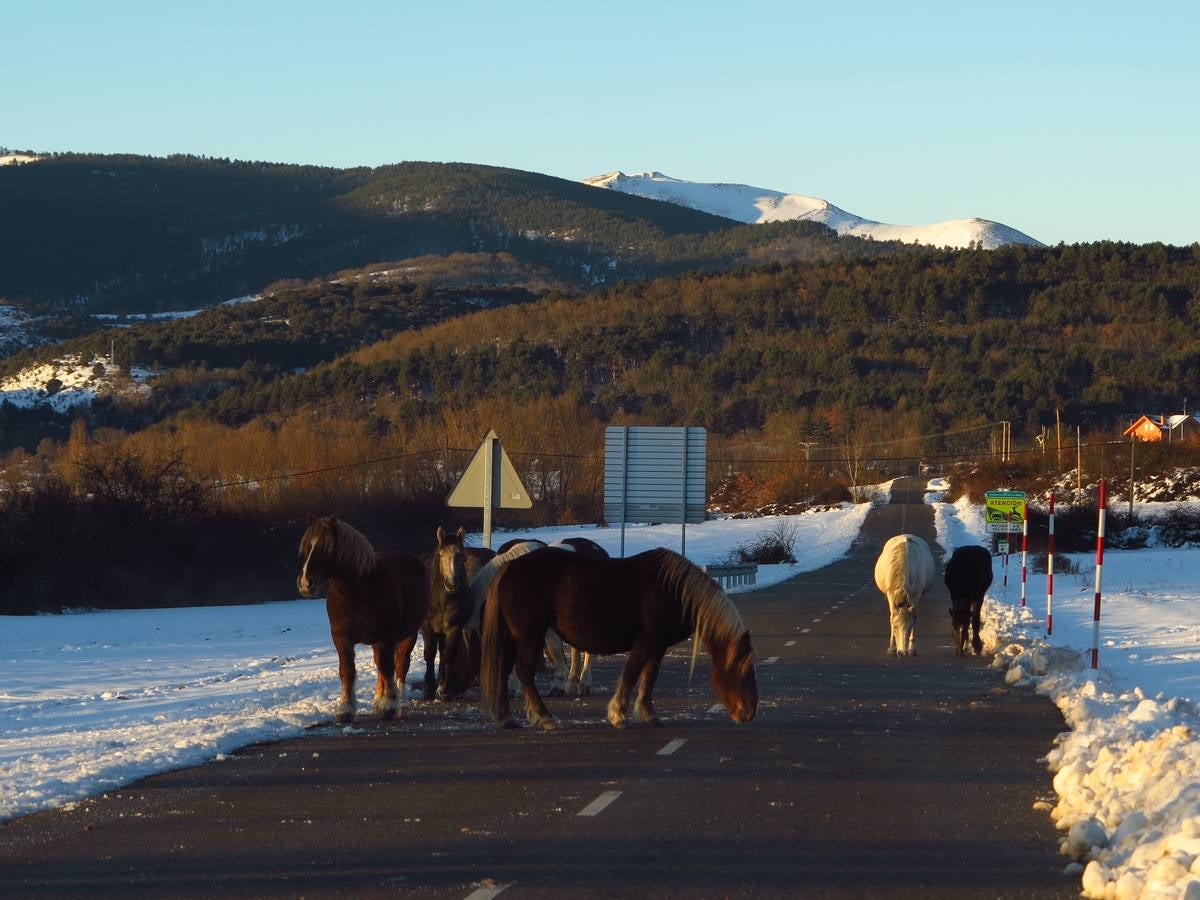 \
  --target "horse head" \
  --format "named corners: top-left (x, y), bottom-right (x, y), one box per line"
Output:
top-left (297, 512), bottom-right (336, 597)
top-left (434, 526), bottom-right (469, 594)
top-left (712, 631), bottom-right (758, 724)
